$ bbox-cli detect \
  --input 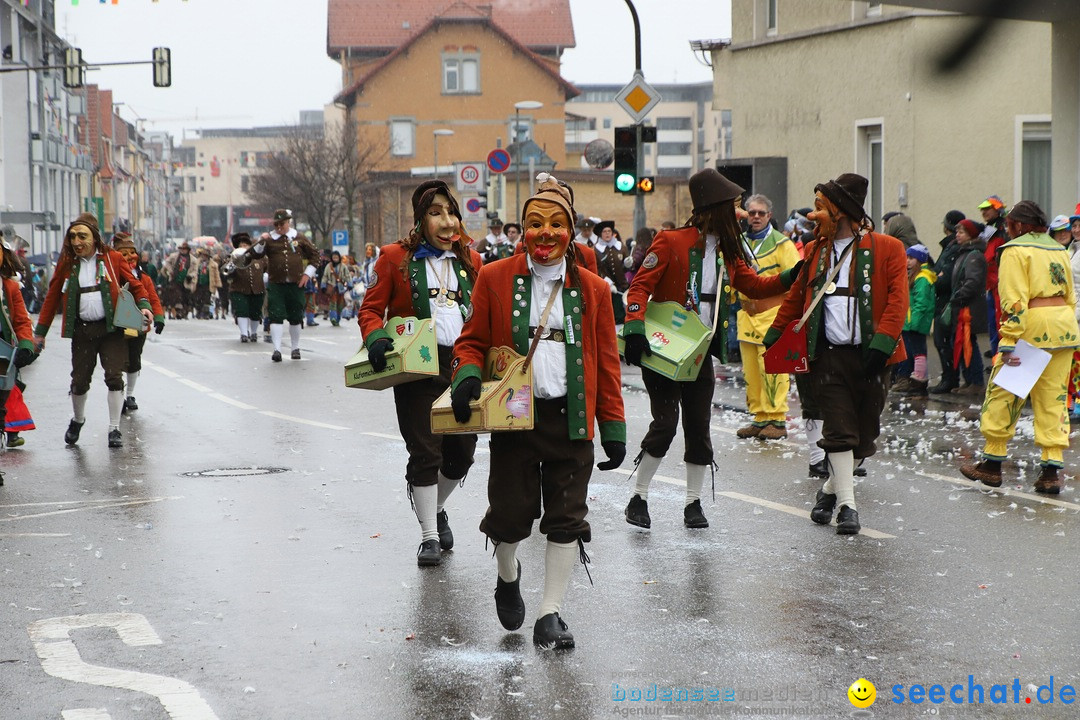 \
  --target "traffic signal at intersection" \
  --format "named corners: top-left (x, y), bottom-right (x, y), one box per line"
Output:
top-left (613, 125), bottom-right (638, 195)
